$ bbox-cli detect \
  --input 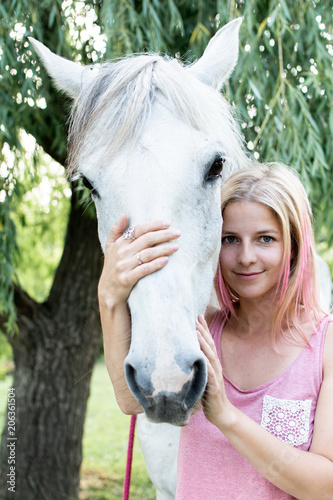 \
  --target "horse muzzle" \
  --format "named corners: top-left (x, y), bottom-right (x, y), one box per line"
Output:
top-left (124, 355), bottom-right (207, 426)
